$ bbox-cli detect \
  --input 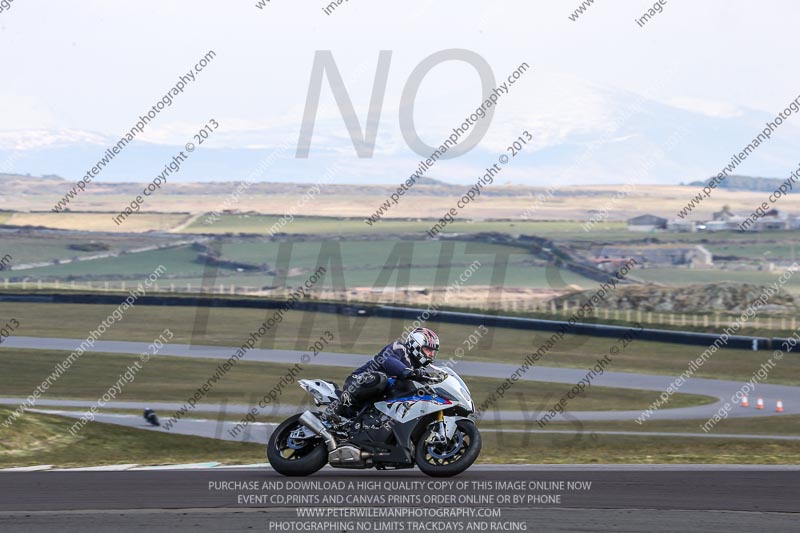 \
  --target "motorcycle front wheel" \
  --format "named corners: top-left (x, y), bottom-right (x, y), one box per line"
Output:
top-left (267, 413), bottom-right (328, 476)
top-left (415, 419), bottom-right (482, 477)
